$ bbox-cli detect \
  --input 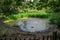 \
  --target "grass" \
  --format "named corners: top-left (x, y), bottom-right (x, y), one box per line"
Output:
top-left (5, 10), bottom-right (49, 20)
